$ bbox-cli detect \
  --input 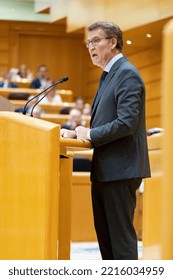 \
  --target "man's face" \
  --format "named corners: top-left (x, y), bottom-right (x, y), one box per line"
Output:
top-left (38, 66), bottom-right (48, 79)
top-left (87, 28), bottom-right (116, 69)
